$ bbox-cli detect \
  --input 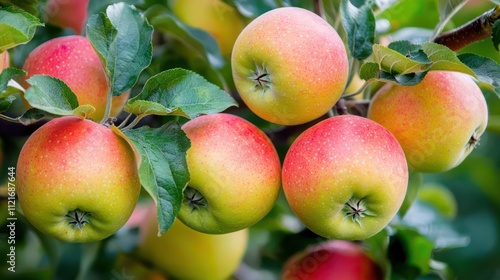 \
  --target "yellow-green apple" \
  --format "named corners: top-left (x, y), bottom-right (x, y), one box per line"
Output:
top-left (0, 51), bottom-right (9, 70)
top-left (178, 113), bottom-right (281, 234)
top-left (136, 204), bottom-right (248, 280)
top-left (169, 0), bottom-right (245, 56)
top-left (367, 71), bottom-right (488, 173)
top-left (21, 35), bottom-right (130, 122)
top-left (16, 116), bottom-right (141, 242)
top-left (281, 240), bottom-right (384, 280)
top-left (231, 7), bottom-right (349, 125)
top-left (282, 115), bottom-right (408, 240)
top-left (45, 0), bottom-right (89, 34)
